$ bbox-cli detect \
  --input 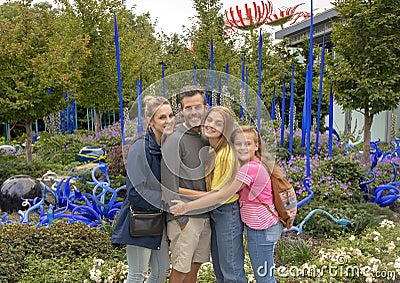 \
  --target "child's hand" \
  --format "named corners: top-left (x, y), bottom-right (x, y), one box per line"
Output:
top-left (170, 200), bottom-right (188, 216)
